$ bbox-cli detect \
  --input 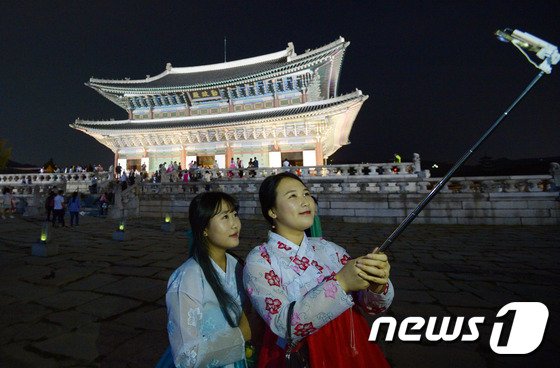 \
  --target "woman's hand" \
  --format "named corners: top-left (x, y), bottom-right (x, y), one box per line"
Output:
top-left (239, 311), bottom-right (251, 341)
top-left (335, 257), bottom-right (371, 293)
top-left (355, 249), bottom-right (390, 293)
